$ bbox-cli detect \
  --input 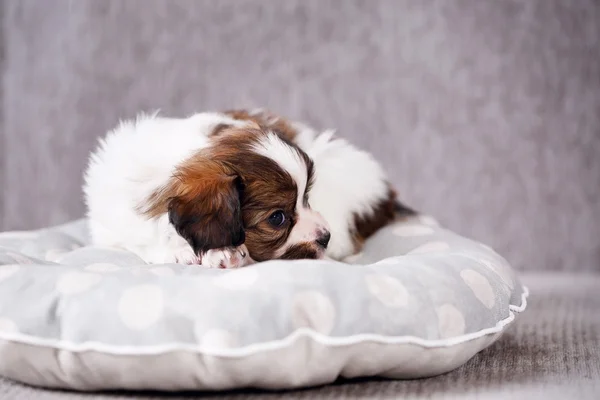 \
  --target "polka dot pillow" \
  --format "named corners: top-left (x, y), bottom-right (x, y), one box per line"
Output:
top-left (0, 216), bottom-right (527, 392)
